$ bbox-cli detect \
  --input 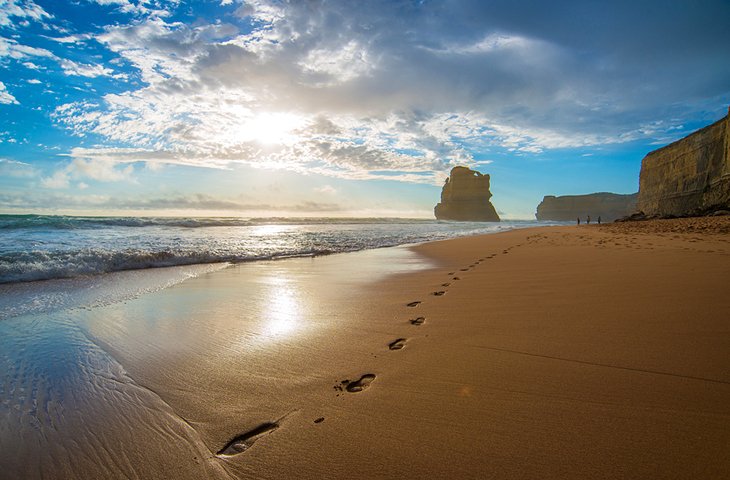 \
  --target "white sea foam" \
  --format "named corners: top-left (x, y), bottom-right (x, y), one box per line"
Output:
top-left (0, 215), bottom-right (562, 284)
top-left (0, 263), bottom-right (230, 321)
